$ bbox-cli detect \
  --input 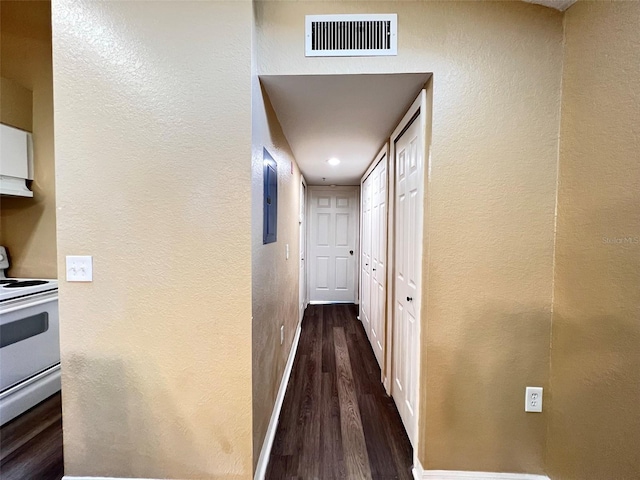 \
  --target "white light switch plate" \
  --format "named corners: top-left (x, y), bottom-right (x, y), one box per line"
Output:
top-left (66, 255), bottom-right (93, 282)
